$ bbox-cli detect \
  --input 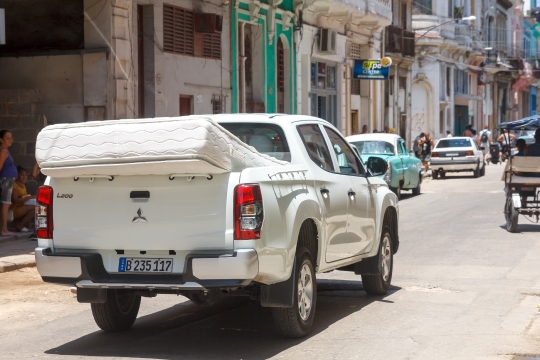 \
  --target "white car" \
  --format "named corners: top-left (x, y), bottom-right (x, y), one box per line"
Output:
top-left (34, 114), bottom-right (399, 338)
top-left (430, 137), bottom-right (486, 179)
